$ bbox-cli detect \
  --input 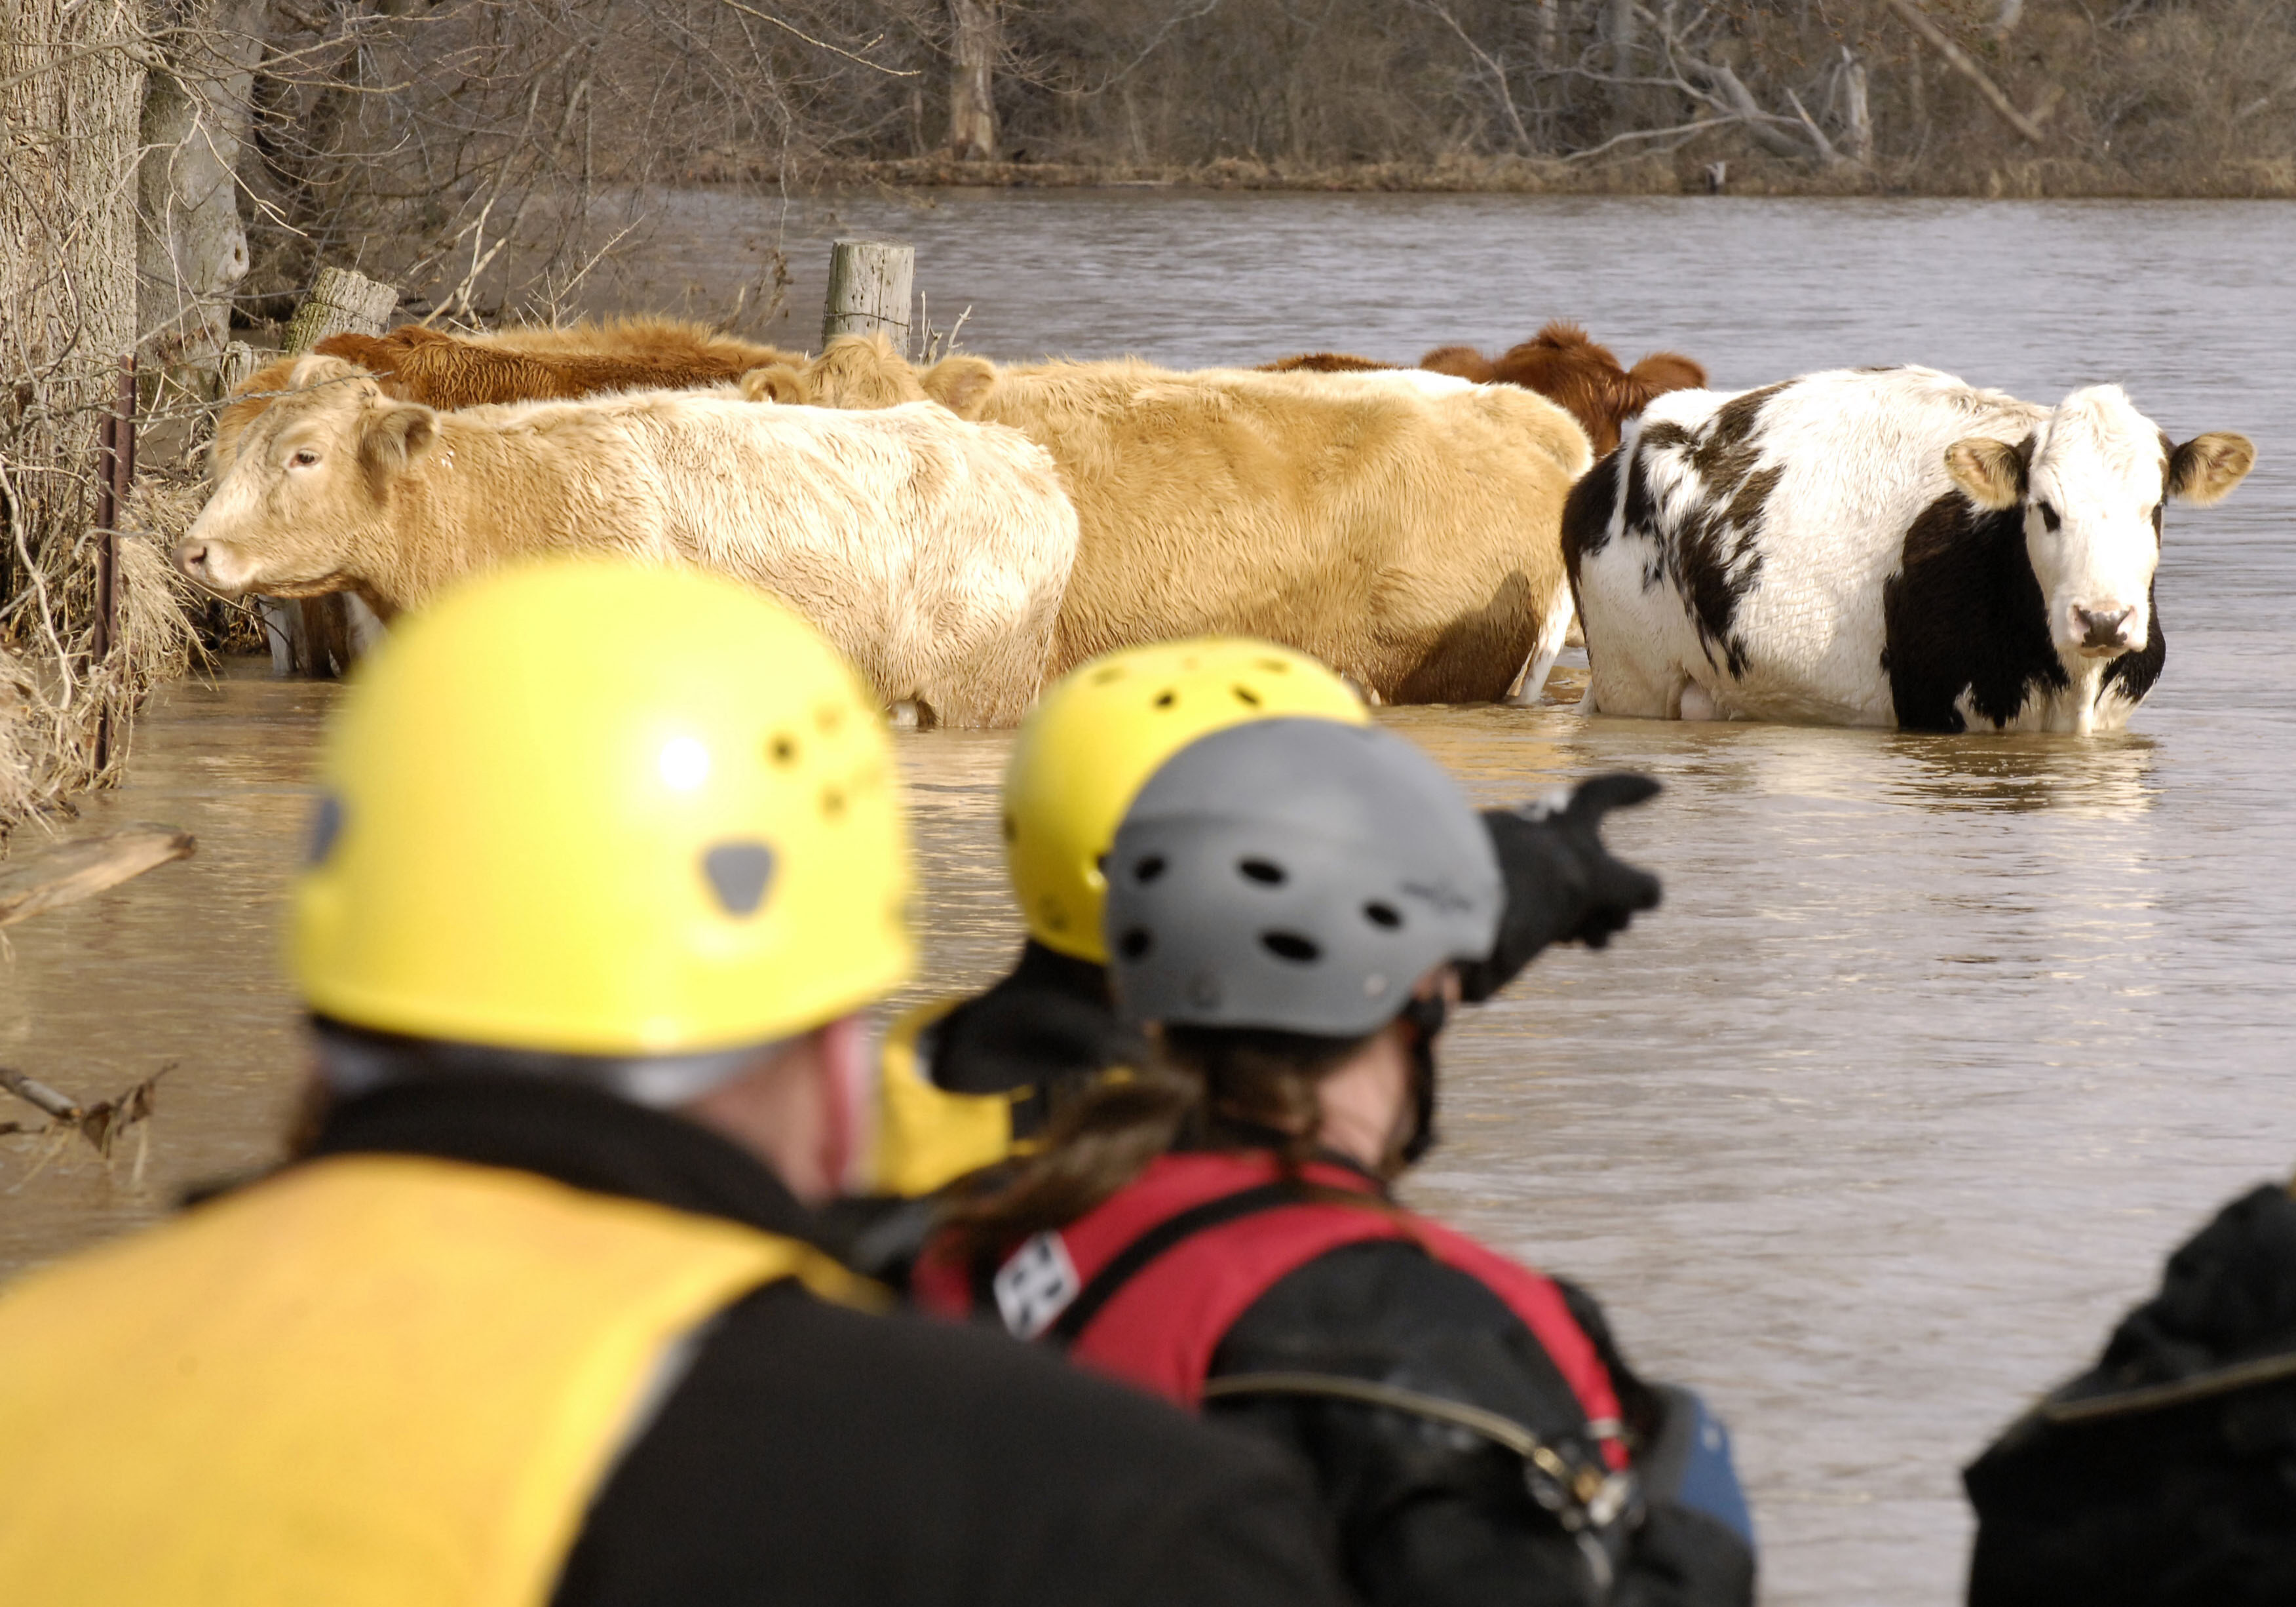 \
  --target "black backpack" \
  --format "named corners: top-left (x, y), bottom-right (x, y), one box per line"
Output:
top-left (1964, 1182), bottom-right (2296, 1607)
